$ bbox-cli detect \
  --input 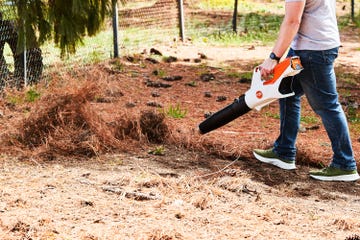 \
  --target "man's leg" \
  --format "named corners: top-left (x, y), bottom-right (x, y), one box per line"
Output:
top-left (298, 48), bottom-right (356, 171)
top-left (253, 76), bottom-right (303, 170)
